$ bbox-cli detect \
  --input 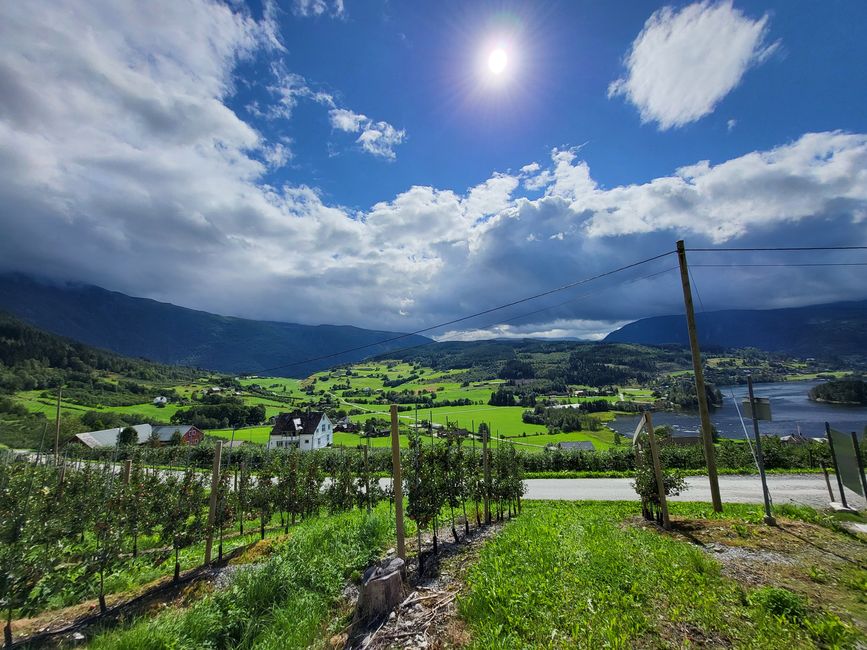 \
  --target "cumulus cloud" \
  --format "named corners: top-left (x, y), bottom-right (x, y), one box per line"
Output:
top-left (0, 0), bottom-right (864, 344)
top-left (329, 108), bottom-right (407, 159)
top-left (609, 1), bottom-right (778, 130)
